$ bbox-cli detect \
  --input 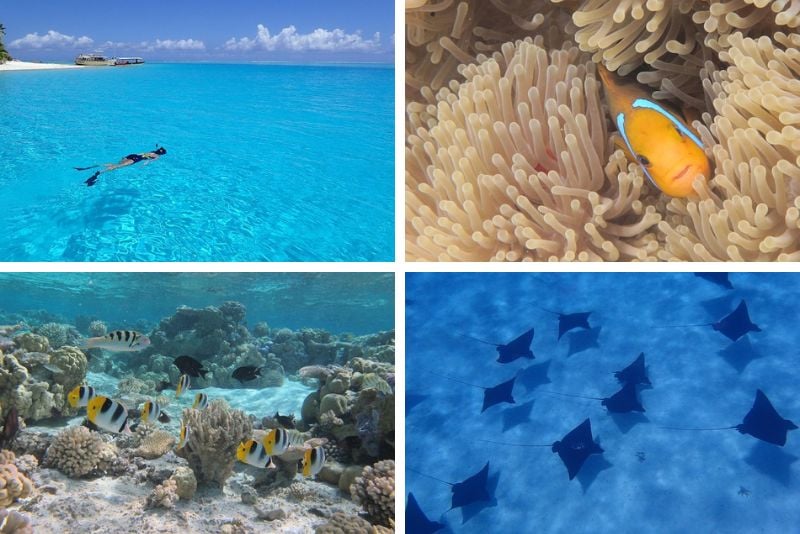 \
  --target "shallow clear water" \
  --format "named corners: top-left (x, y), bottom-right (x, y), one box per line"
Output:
top-left (407, 272), bottom-right (800, 533)
top-left (0, 272), bottom-right (393, 334)
top-left (0, 63), bottom-right (393, 261)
